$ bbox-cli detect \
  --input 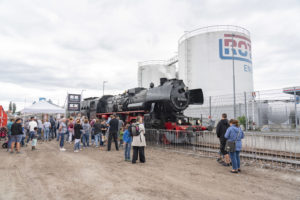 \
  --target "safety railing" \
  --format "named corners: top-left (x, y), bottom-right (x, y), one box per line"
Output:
top-left (145, 129), bottom-right (300, 171)
top-left (178, 25), bottom-right (250, 44)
